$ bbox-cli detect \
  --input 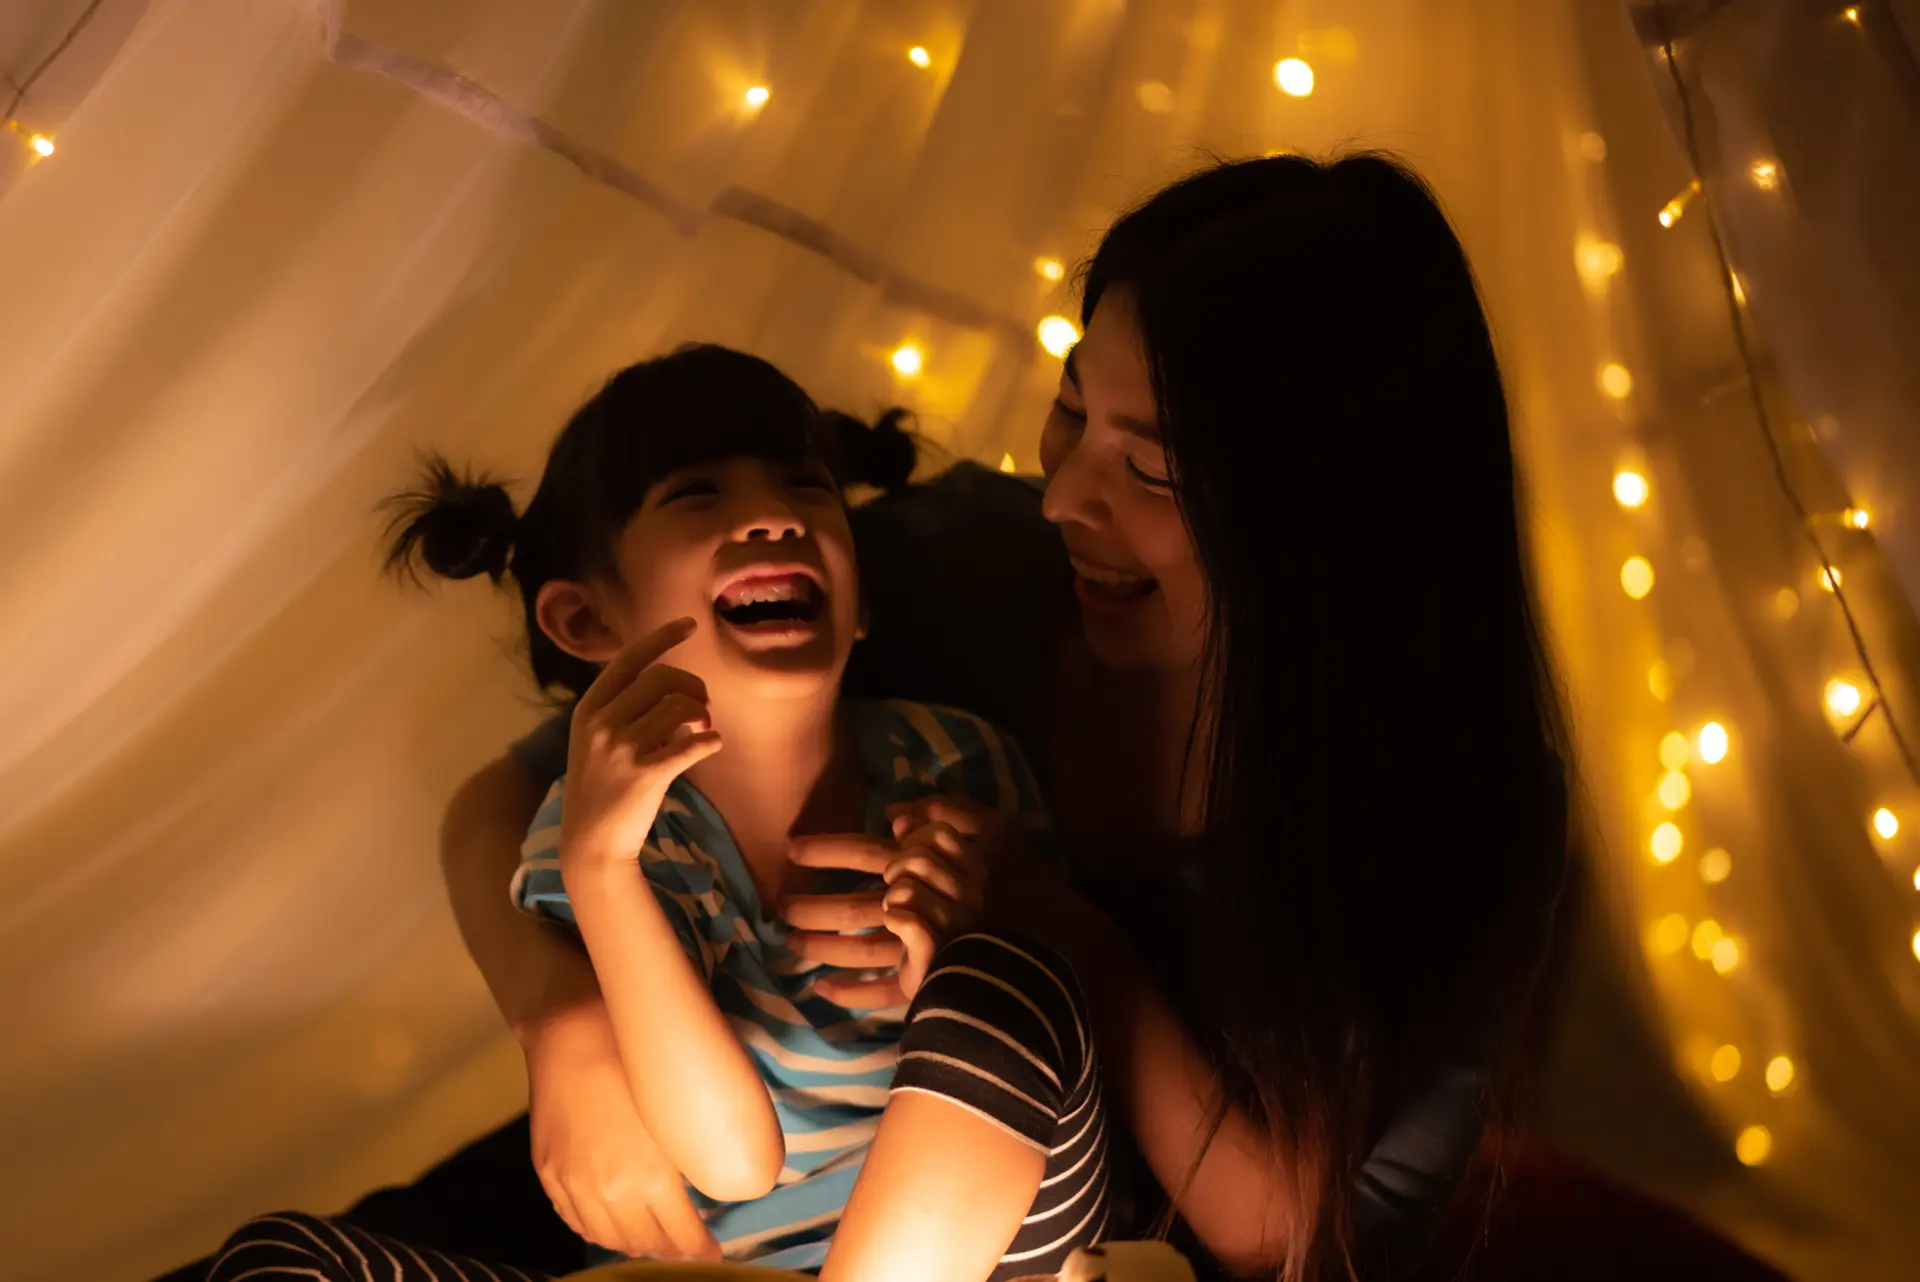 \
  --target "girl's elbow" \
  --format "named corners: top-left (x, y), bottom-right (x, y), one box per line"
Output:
top-left (686, 1128), bottom-right (785, 1203)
